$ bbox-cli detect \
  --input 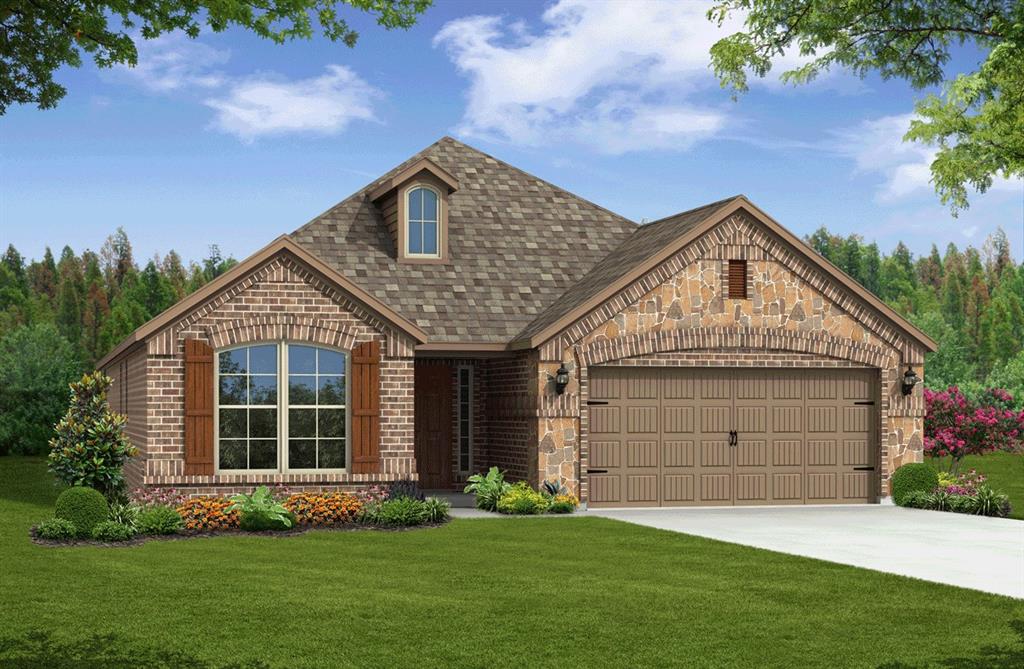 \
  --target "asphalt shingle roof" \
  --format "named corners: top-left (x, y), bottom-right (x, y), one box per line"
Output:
top-left (292, 137), bottom-right (640, 343)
